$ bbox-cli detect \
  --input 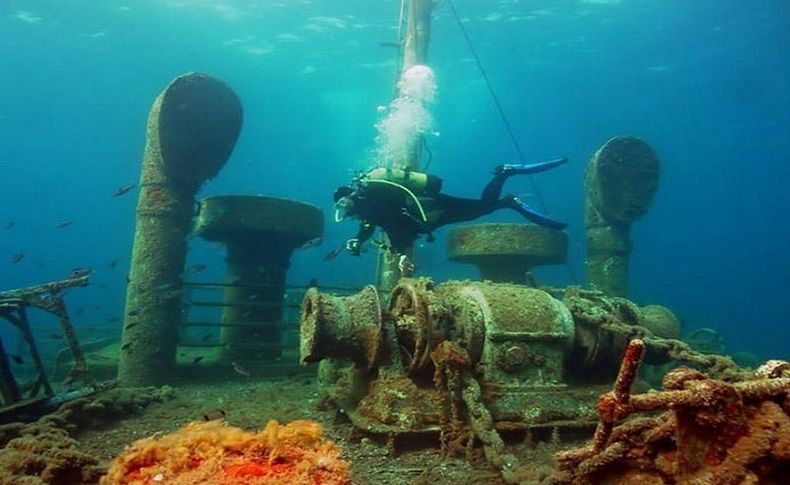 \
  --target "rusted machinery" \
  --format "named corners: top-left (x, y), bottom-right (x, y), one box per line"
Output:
top-left (0, 275), bottom-right (95, 421)
top-left (555, 341), bottom-right (790, 484)
top-left (299, 278), bottom-right (723, 445)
